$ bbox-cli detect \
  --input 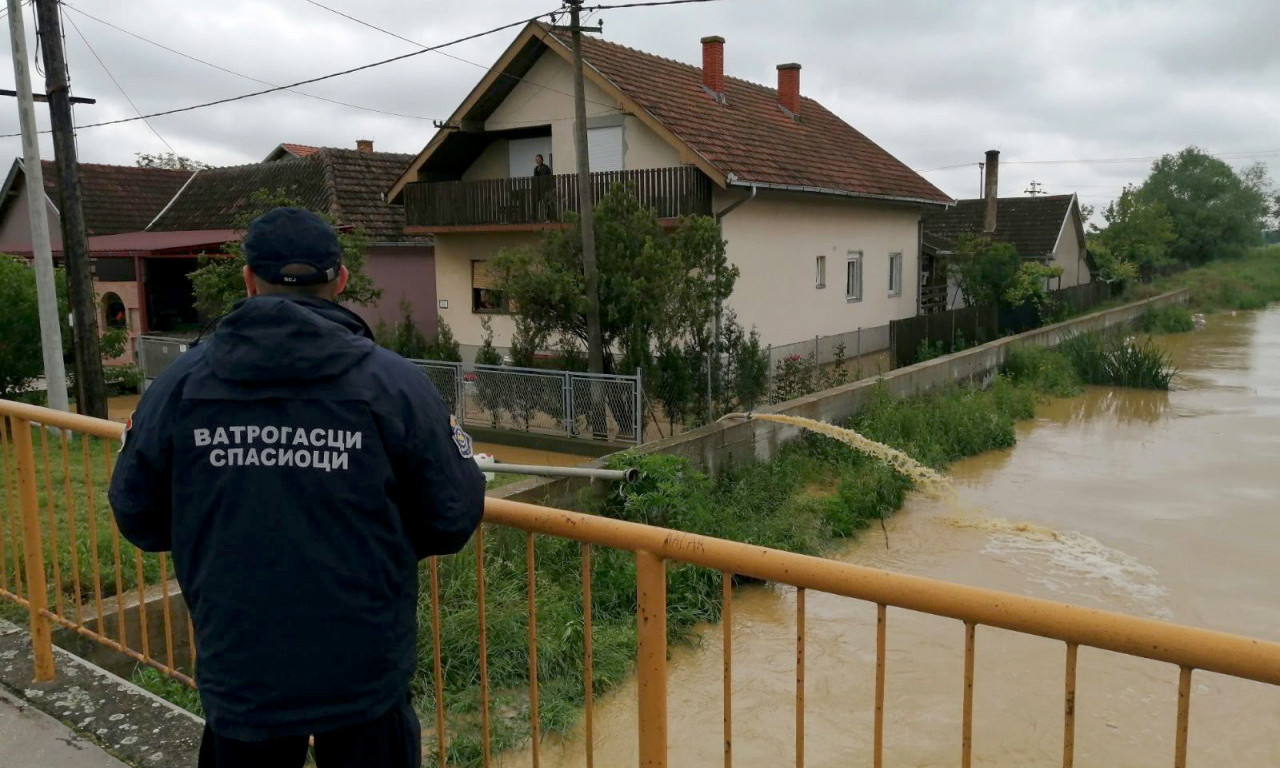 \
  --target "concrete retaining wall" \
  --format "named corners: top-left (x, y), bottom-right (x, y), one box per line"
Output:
top-left (496, 289), bottom-right (1190, 509)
